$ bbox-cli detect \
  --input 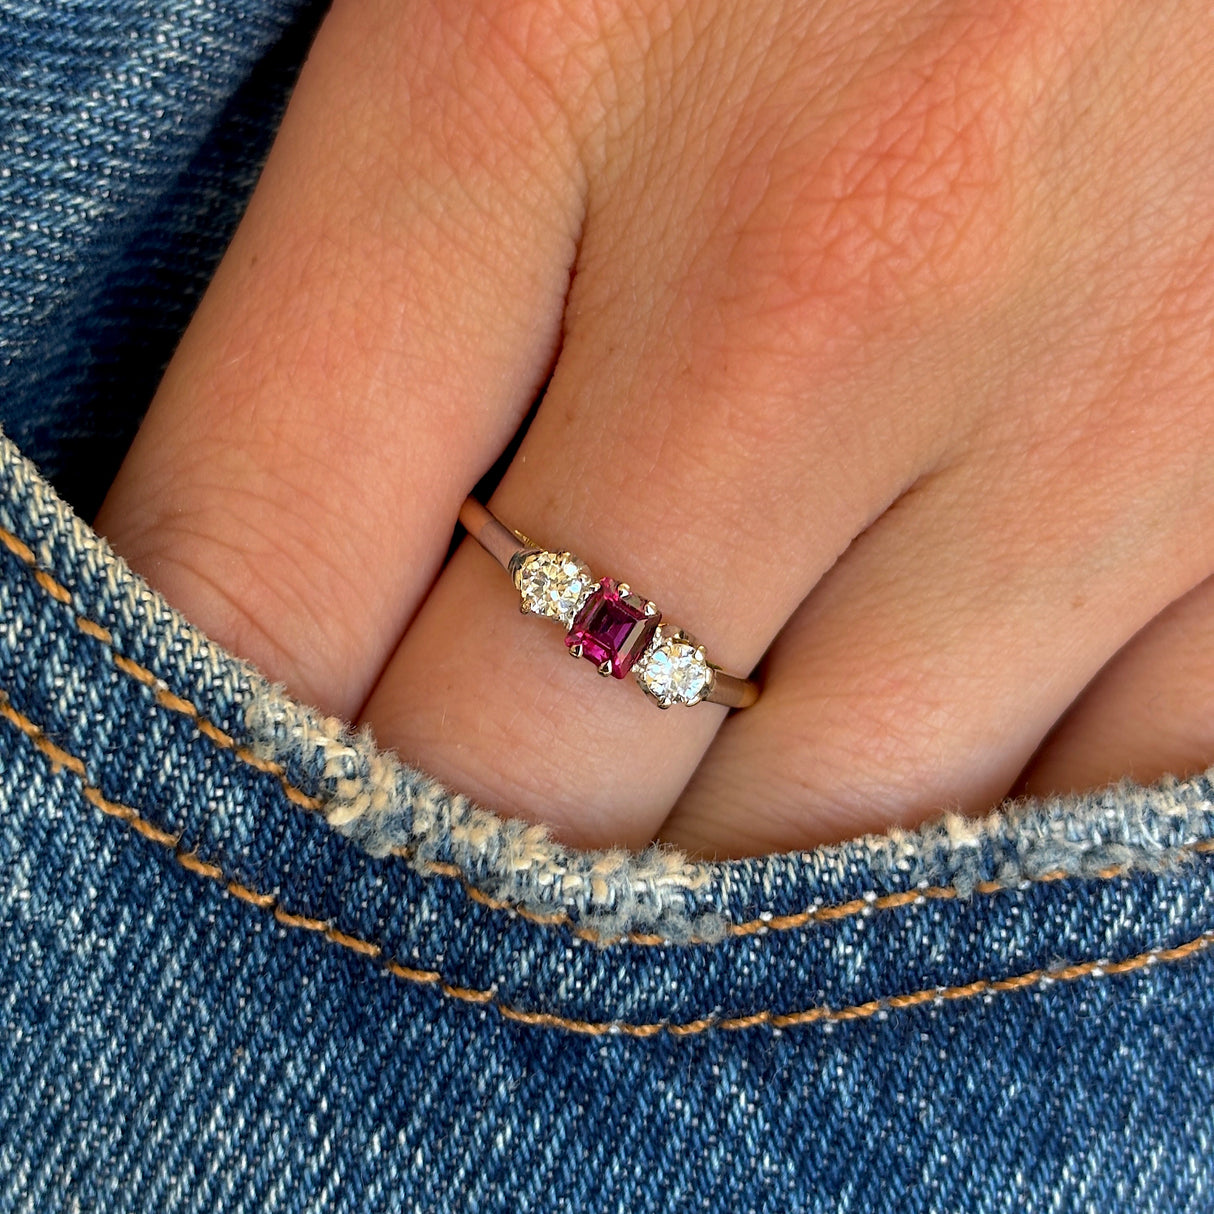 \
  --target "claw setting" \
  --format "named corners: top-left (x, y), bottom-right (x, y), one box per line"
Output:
top-left (564, 577), bottom-right (661, 679)
top-left (512, 550), bottom-right (593, 625)
top-left (634, 626), bottom-right (713, 707)
top-left (461, 498), bottom-right (759, 710)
